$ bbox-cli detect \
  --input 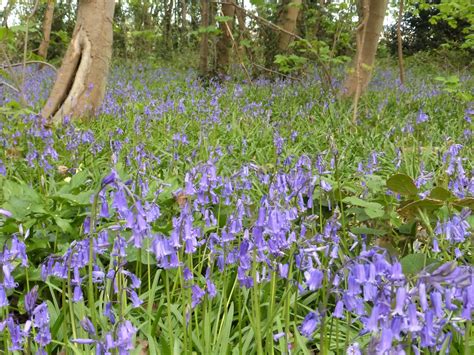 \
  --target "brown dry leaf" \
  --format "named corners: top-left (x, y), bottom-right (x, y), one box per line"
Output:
top-left (6, 147), bottom-right (22, 159)
top-left (137, 338), bottom-right (149, 355)
top-left (57, 165), bottom-right (69, 176)
top-left (175, 191), bottom-right (188, 208)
